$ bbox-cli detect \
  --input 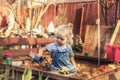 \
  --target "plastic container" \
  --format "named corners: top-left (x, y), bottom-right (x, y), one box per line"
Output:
top-left (6, 58), bottom-right (12, 63)
top-left (5, 53), bottom-right (12, 59)
top-left (114, 45), bottom-right (120, 62)
top-left (105, 45), bottom-right (115, 62)
top-left (84, 51), bottom-right (89, 57)
top-left (12, 61), bottom-right (23, 66)
top-left (106, 45), bottom-right (120, 62)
